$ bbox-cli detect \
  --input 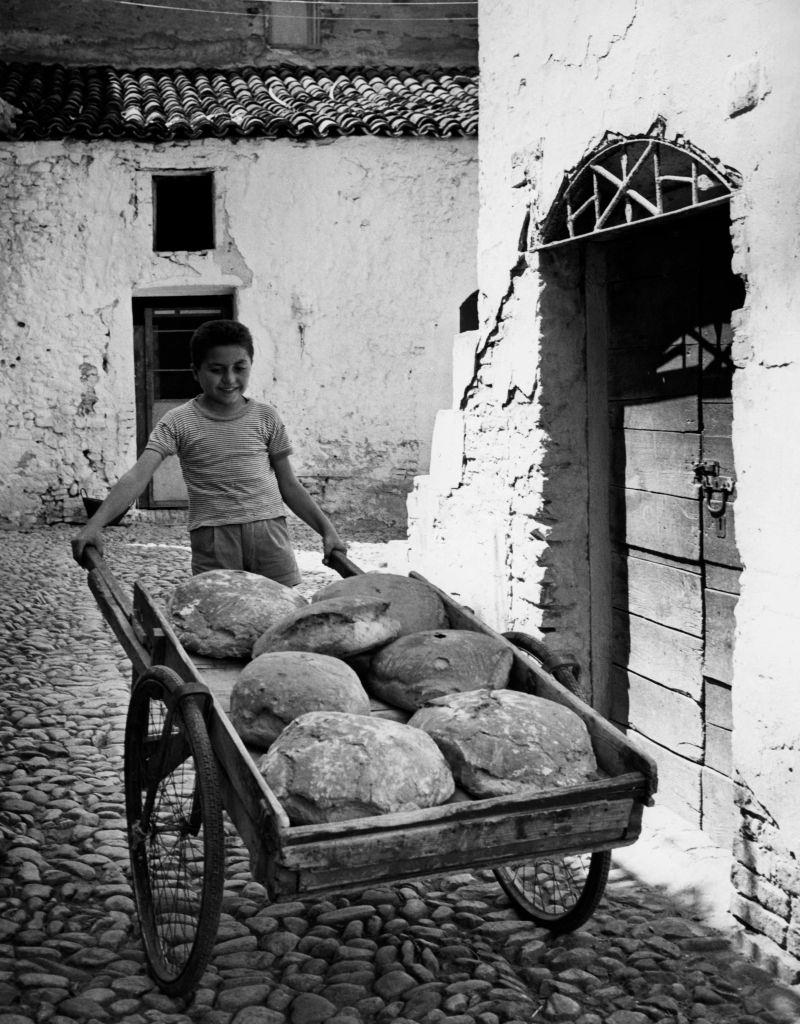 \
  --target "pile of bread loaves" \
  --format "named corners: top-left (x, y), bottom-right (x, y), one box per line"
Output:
top-left (168, 569), bottom-right (600, 826)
